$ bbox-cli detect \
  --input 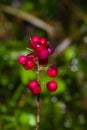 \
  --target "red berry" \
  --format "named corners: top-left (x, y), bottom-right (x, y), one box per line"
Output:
top-left (40, 38), bottom-right (48, 47)
top-left (28, 80), bottom-right (39, 91)
top-left (32, 86), bottom-right (41, 94)
top-left (38, 48), bottom-right (48, 60)
top-left (46, 81), bottom-right (58, 92)
top-left (18, 55), bottom-right (26, 65)
top-left (24, 59), bottom-right (34, 70)
top-left (28, 80), bottom-right (41, 94)
top-left (47, 66), bottom-right (58, 77)
top-left (26, 53), bottom-right (36, 61)
top-left (47, 45), bottom-right (54, 55)
top-left (34, 43), bottom-right (44, 52)
top-left (29, 36), bottom-right (40, 50)
top-left (31, 36), bottom-right (40, 43)
top-left (29, 41), bottom-right (36, 49)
